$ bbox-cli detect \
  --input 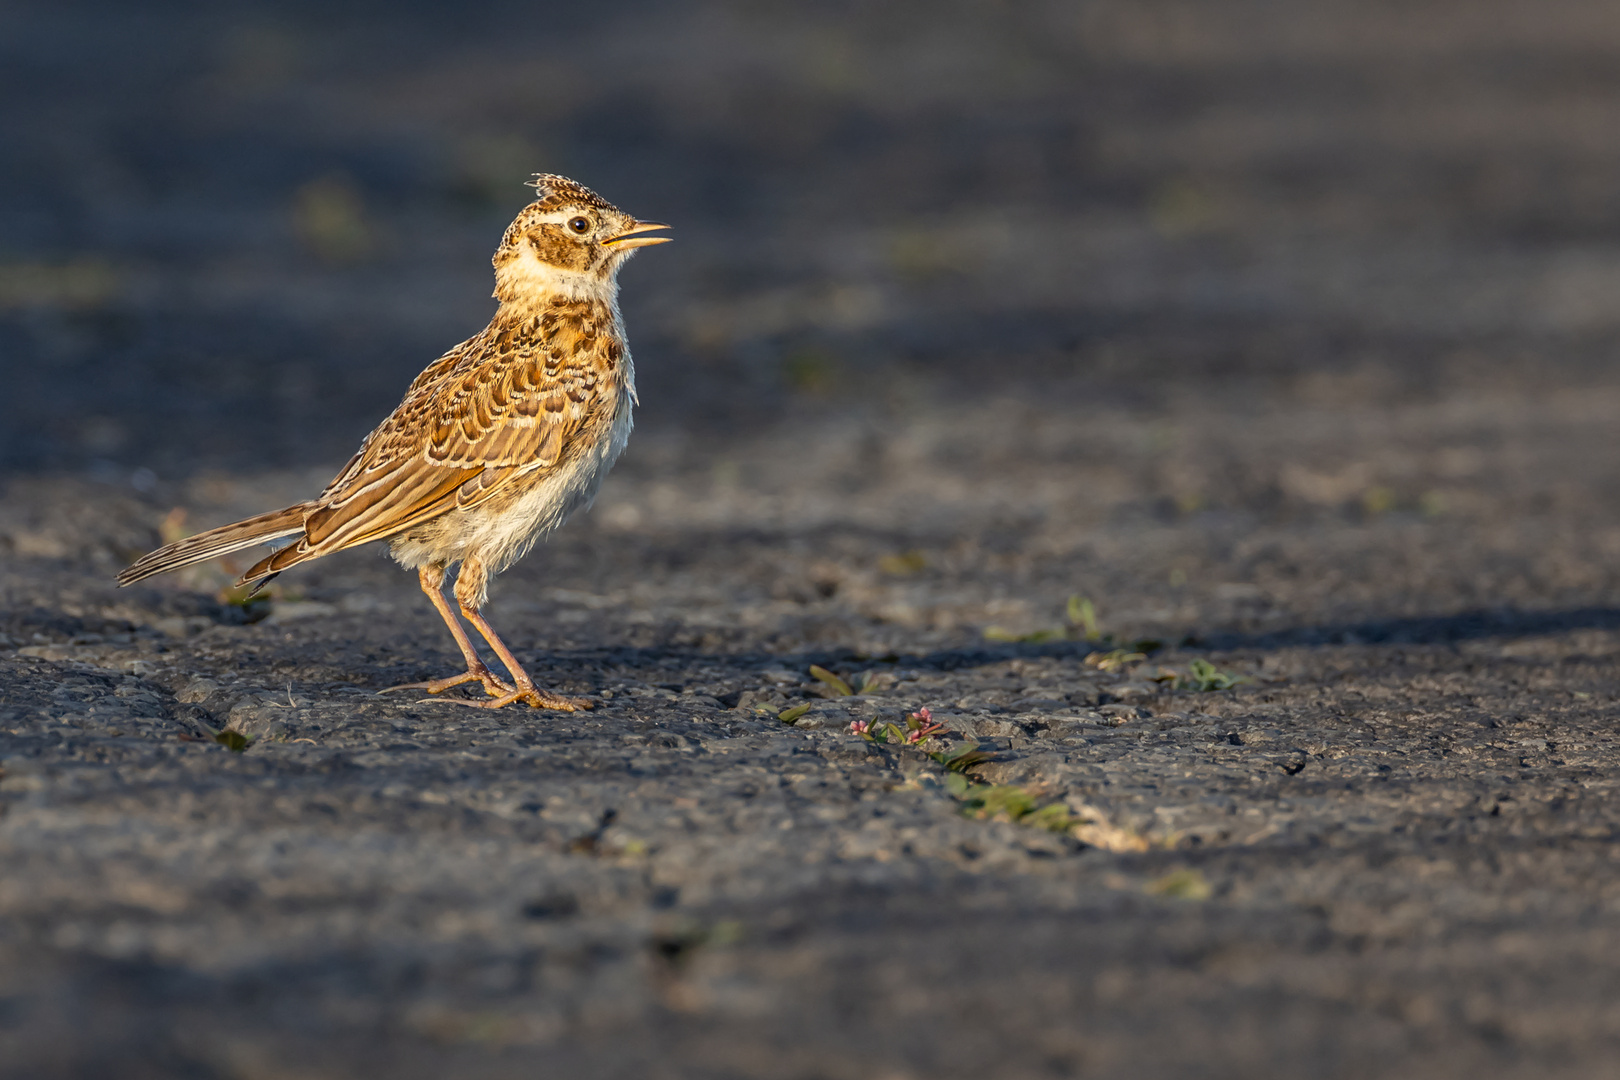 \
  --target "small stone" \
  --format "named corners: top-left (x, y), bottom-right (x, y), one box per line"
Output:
top-left (177, 678), bottom-right (220, 704)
